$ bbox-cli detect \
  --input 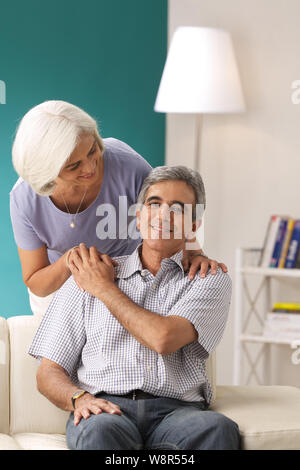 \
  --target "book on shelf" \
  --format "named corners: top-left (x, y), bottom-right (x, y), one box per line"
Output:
top-left (270, 217), bottom-right (289, 267)
top-left (259, 215), bottom-right (300, 269)
top-left (259, 215), bottom-right (281, 267)
top-left (263, 312), bottom-right (300, 340)
top-left (294, 238), bottom-right (300, 269)
top-left (272, 302), bottom-right (300, 313)
top-left (278, 219), bottom-right (295, 267)
top-left (285, 220), bottom-right (300, 268)
top-left (263, 303), bottom-right (300, 339)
